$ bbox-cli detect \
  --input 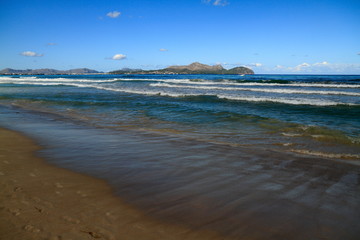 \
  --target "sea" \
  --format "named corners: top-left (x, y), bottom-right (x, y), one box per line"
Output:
top-left (1, 74), bottom-right (360, 239)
